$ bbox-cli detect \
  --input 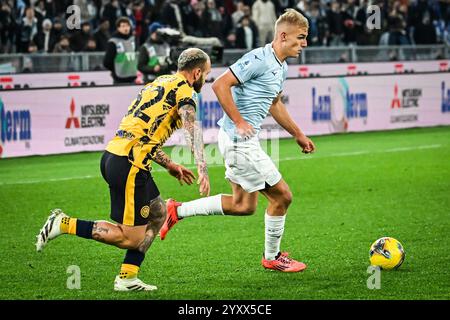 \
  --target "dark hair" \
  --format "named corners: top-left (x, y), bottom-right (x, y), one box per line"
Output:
top-left (115, 17), bottom-right (131, 28)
